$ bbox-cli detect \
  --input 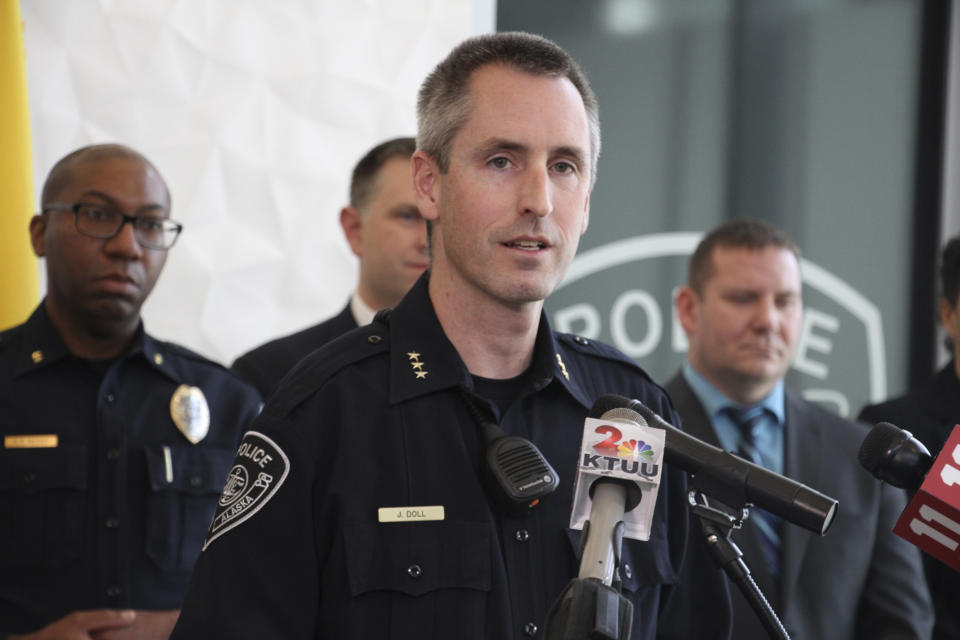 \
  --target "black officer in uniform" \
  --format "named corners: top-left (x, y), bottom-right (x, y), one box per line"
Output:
top-left (0, 144), bottom-right (261, 639)
top-left (172, 33), bottom-right (731, 639)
